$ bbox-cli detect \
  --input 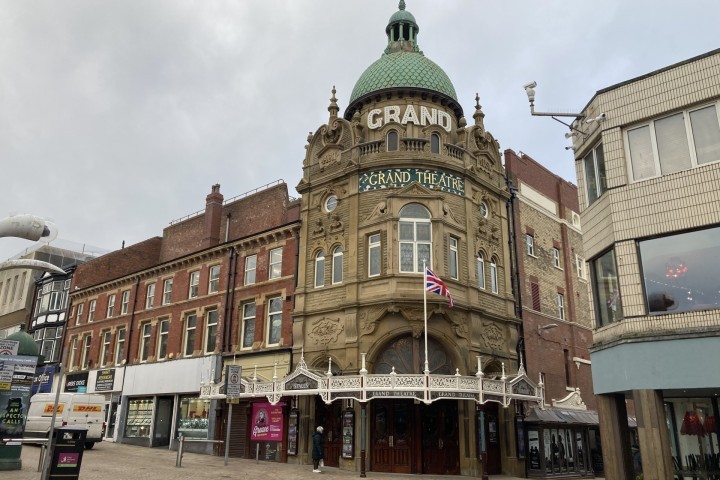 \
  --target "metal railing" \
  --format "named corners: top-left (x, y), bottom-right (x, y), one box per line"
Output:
top-left (175, 435), bottom-right (224, 467)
